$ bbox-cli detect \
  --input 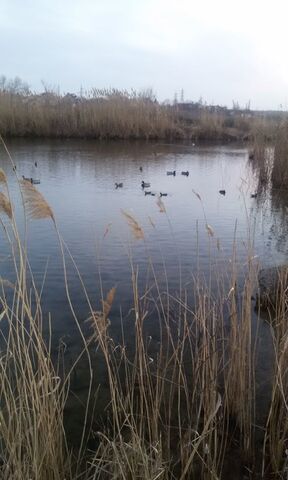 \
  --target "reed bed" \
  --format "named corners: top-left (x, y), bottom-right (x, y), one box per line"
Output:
top-left (0, 139), bottom-right (288, 478)
top-left (0, 89), bottom-right (183, 140)
top-left (0, 83), bottom-right (281, 141)
top-left (271, 122), bottom-right (288, 189)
